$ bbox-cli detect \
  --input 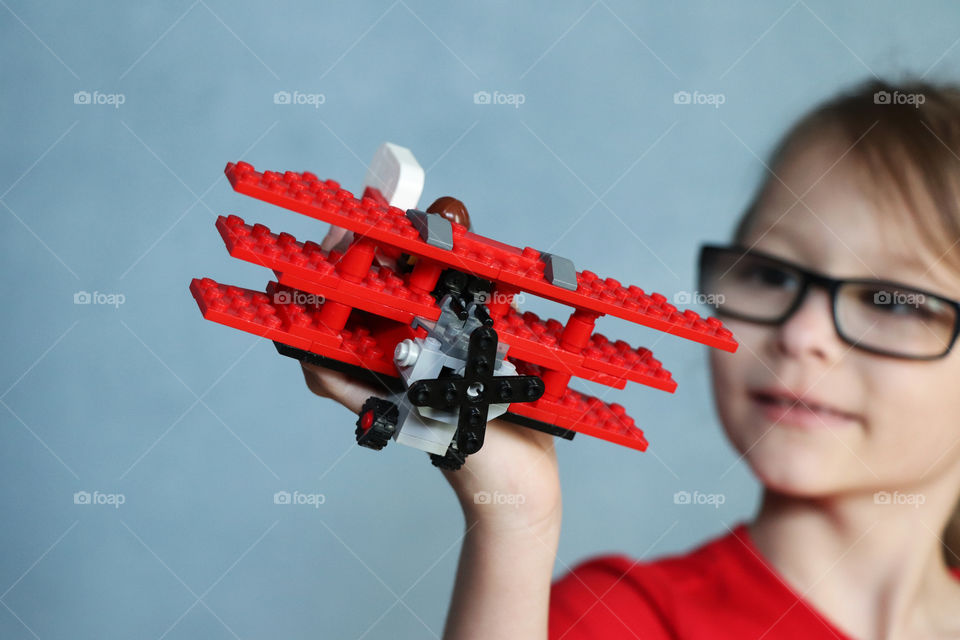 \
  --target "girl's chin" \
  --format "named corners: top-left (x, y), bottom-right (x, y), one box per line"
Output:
top-left (751, 464), bottom-right (834, 497)
top-left (738, 434), bottom-right (852, 497)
